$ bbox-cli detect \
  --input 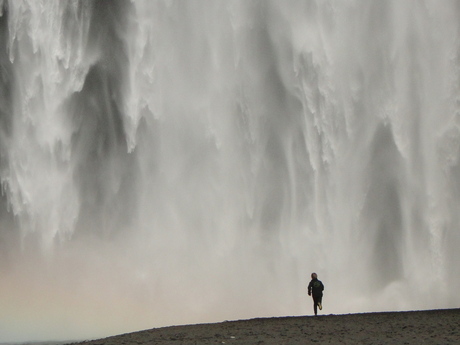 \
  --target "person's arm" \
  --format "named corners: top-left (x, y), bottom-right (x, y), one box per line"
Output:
top-left (307, 281), bottom-right (312, 295)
